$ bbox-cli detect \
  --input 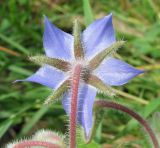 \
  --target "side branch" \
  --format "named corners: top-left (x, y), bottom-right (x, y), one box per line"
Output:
top-left (94, 100), bottom-right (159, 148)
